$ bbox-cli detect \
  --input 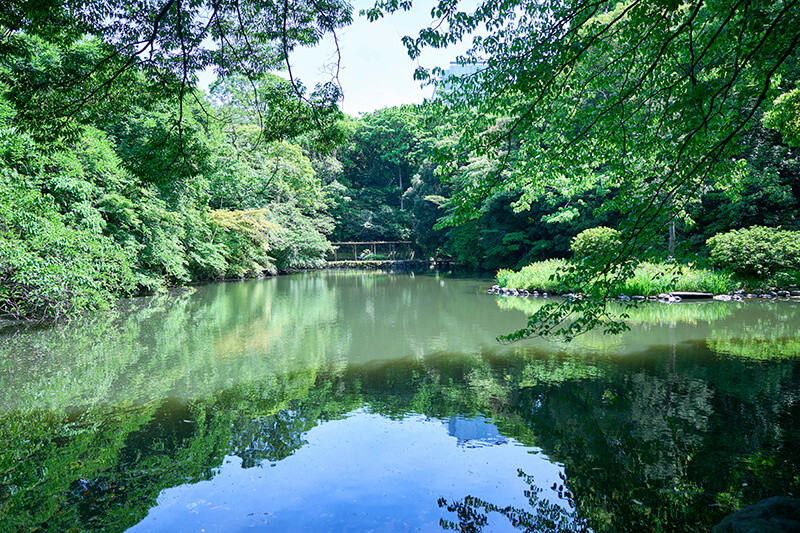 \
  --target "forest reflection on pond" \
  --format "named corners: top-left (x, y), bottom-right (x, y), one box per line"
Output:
top-left (0, 271), bottom-right (798, 532)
